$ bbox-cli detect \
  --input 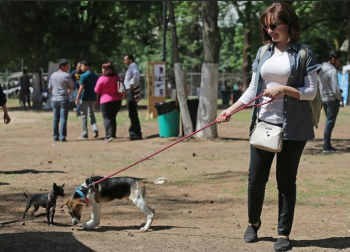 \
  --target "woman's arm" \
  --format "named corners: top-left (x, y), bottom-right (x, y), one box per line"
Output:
top-left (263, 71), bottom-right (317, 100)
top-left (216, 72), bottom-right (257, 123)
